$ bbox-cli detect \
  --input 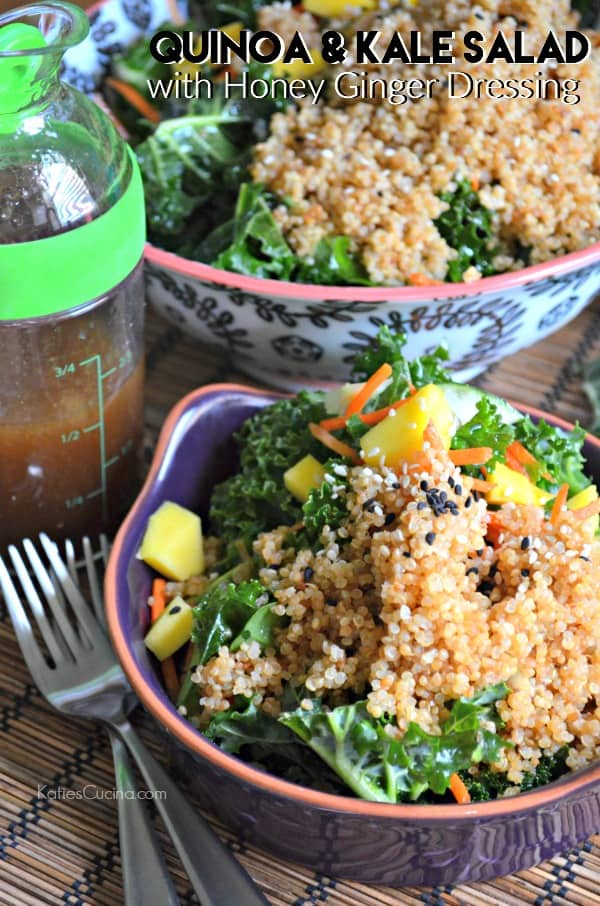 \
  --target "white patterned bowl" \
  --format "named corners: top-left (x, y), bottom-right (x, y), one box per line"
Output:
top-left (67, 0), bottom-right (600, 388)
